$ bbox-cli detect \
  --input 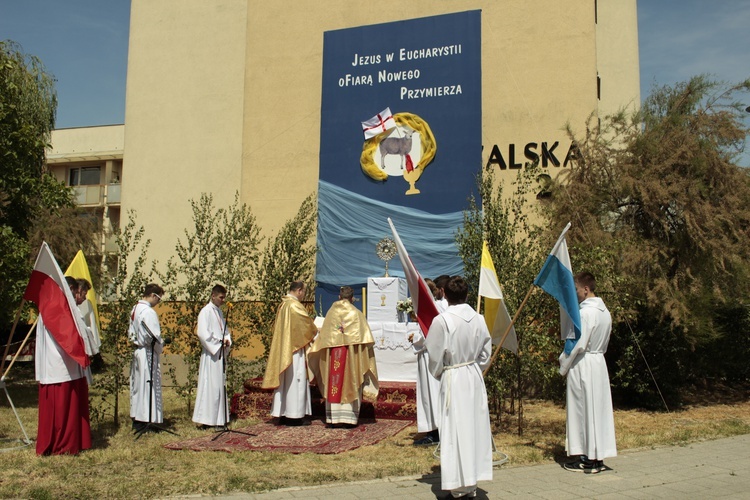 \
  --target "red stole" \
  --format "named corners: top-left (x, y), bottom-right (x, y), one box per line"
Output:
top-left (327, 346), bottom-right (348, 403)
